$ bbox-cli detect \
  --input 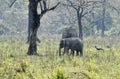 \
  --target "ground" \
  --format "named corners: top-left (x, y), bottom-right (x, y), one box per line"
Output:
top-left (0, 36), bottom-right (120, 79)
